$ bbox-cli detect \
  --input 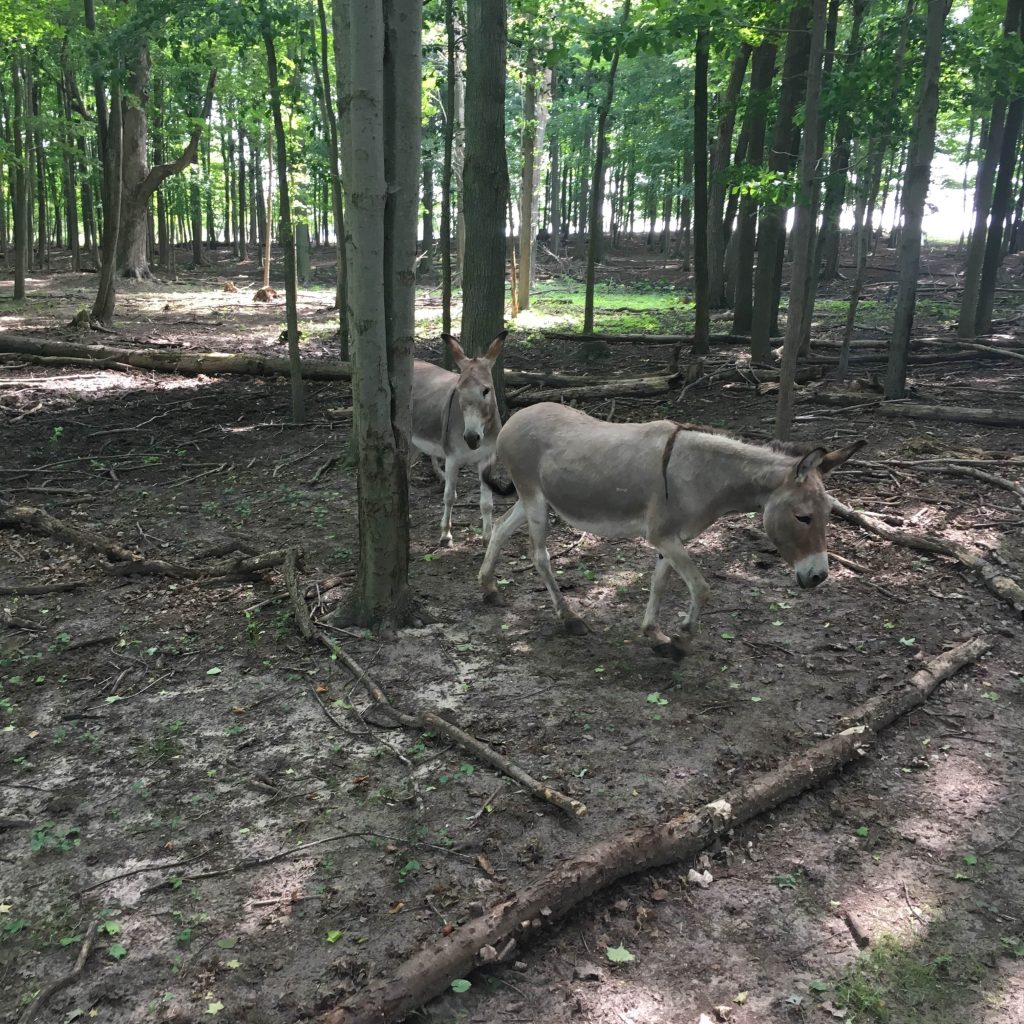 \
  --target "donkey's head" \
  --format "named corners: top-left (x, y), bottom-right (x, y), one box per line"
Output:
top-left (762, 440), bottom-right (864, 590)
top-left (443, 331), bottom-right (507, 450)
